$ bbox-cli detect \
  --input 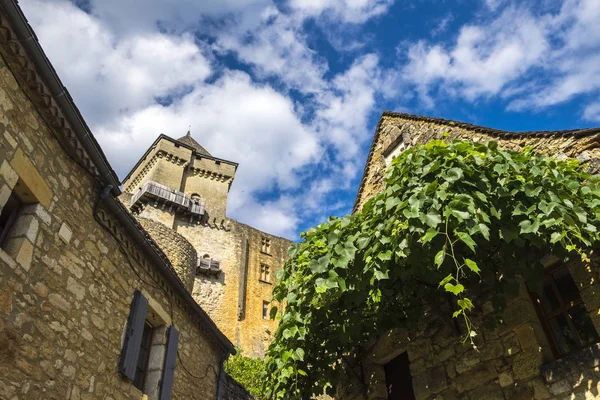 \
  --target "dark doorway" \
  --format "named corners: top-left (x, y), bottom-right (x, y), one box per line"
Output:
top-left (384, 352), bottom-right (415, 400)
